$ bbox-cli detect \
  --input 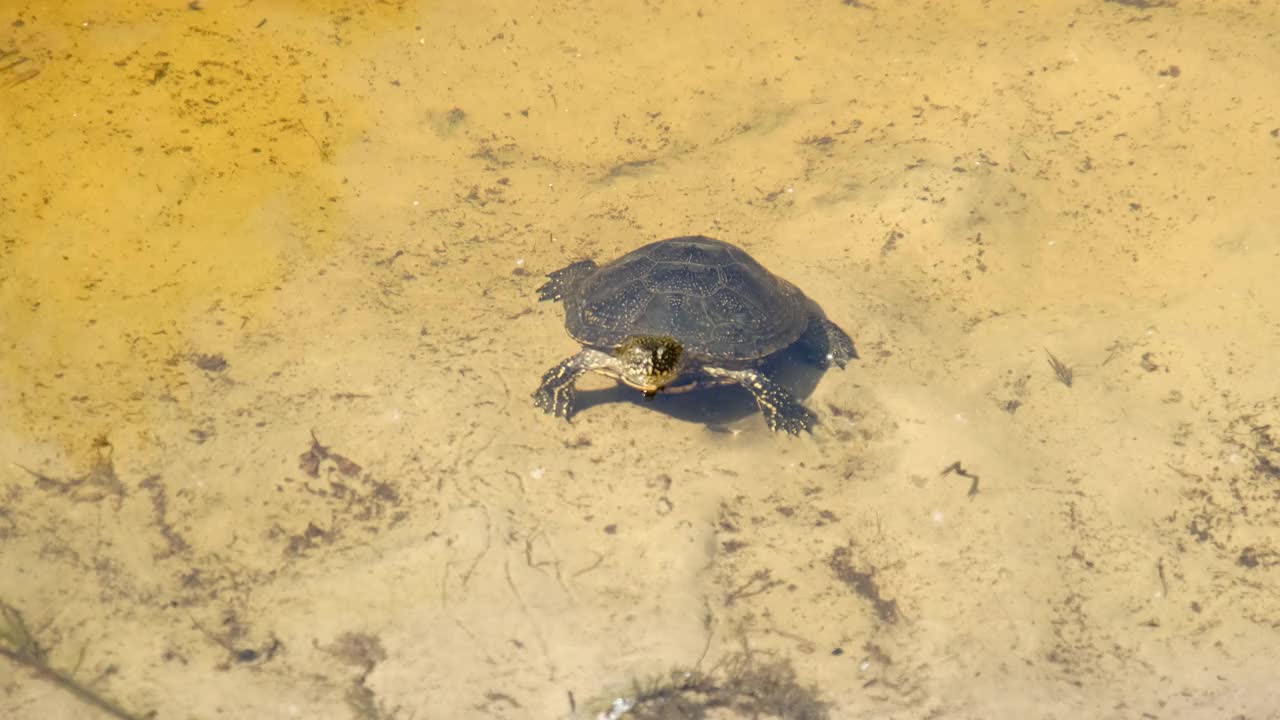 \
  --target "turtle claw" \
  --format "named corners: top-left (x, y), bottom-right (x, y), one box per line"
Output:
top-left (532, 364), bottom-right (579, 420)
top-left (532, 384), bottom-right (576, 420)
top-left (764, 400), bottom-right (817, 436)
top-left (703, 365), bottom-right (815, 436)
top-left (533, 350), bottom-right (617, 421)
top-left (762, 399), bottom-right (814, 435)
